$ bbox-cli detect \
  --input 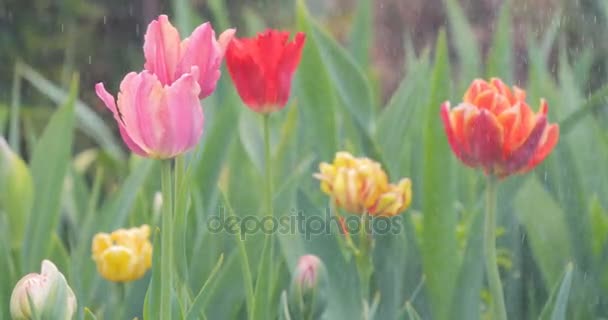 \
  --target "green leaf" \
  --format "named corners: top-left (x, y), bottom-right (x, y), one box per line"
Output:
top-left (486, 1), bottom-right (513, 81)
top-left (421, 30), bottom-right (458, 320)
top-left (144, 228), bottom-right (162, 319)
top-left (451, 210), bottom-right (484, 320)
top-left (406, 302), bottom-right (423, 320)
top-left (560, 84), bottom-right (608, 135)
top-left (186, 254), bottom-right (225, 320)
top-left (239, 110), bottom-right (264, 174)
top-left (514, 177), bottom-right (572, 286)
top-left (173, 0), bottom-right (194, 34)
top-left (295, 0), bottom-right (338, 161)
top-left (309, 18), bottom-right (375, 132)
top-left (0, 214), bottom-right (17, 317)
top-left (349, 0), bottom-right (372, 68)
top-left (376, 55), bottom-right (431, 175)
top-left (84, 308), bottom-right (98, 320)
top-left (17, 63), bottom-right (124, 161)
top-left (208, 0), bottom-right (231, 31)
top-left (589, 196), bottom-right (608, 256)
top-left (193, 101), bottom-right (238, 213)
top-left (539, 263), bottom-right (574, 320)
top-left (220, 191), bottom-right (256, 319)
top-left (253, 235), bottom-right (273, 320)
top-left (443, 0), bottom-right (480, 84)
top-left (0, 137), bottom-right (34, 248)
top-left (22, 76), bottom-right (77, 272)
